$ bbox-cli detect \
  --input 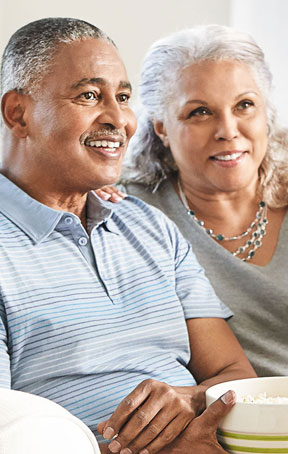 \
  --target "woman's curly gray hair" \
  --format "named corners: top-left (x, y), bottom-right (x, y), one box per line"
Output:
top-left (124, 24), bottom-right (288, 208)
